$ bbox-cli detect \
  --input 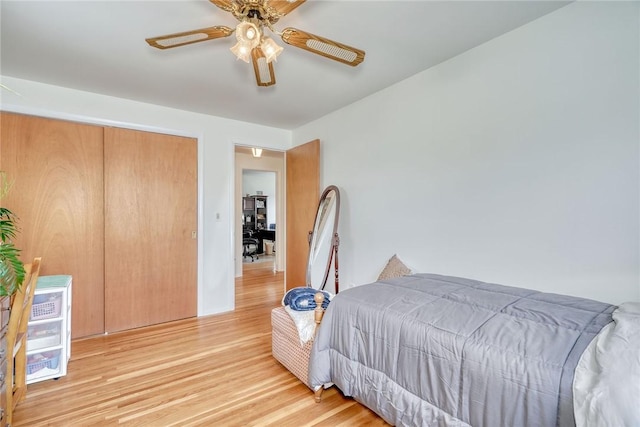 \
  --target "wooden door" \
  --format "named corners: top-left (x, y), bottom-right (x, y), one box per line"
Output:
top-left (285, 139), bottom-right (320, 290)
top-left (0, 112), bottom-right (105, 338)
top-left (103, 127), bottom-right (197, 333)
